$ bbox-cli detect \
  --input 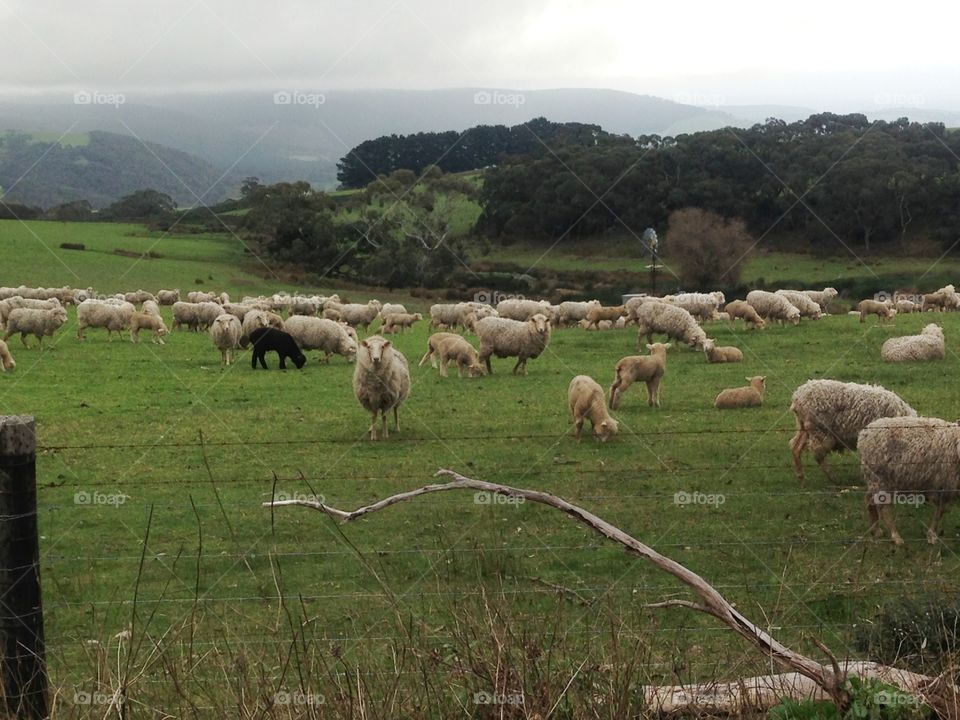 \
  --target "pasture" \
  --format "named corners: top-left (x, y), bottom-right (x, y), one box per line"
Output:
top-left (1, 220), bottom-right (959, 716)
